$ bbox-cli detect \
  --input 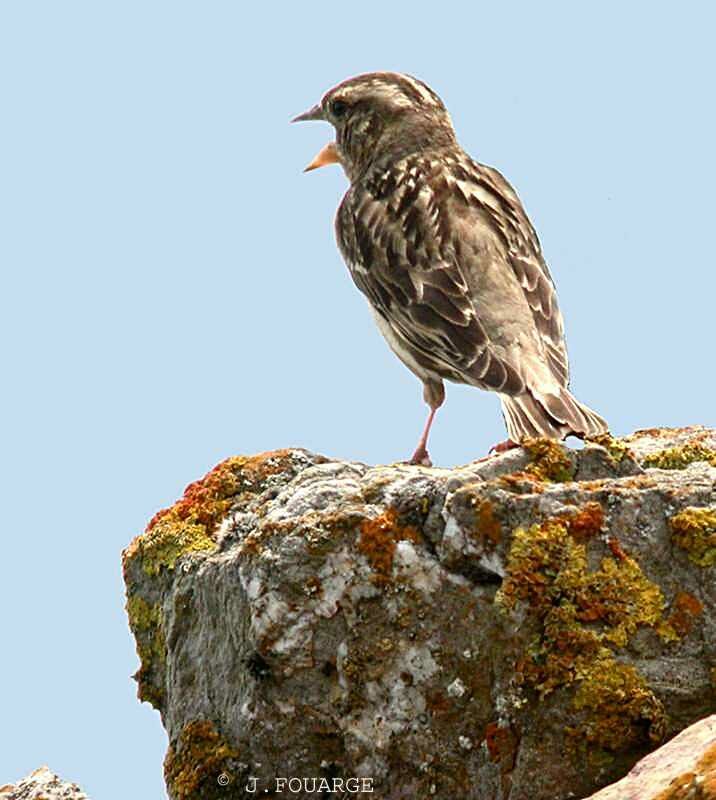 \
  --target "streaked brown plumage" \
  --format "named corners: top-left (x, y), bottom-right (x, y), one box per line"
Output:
top-left (294, 72), bottom-right (608, 464)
